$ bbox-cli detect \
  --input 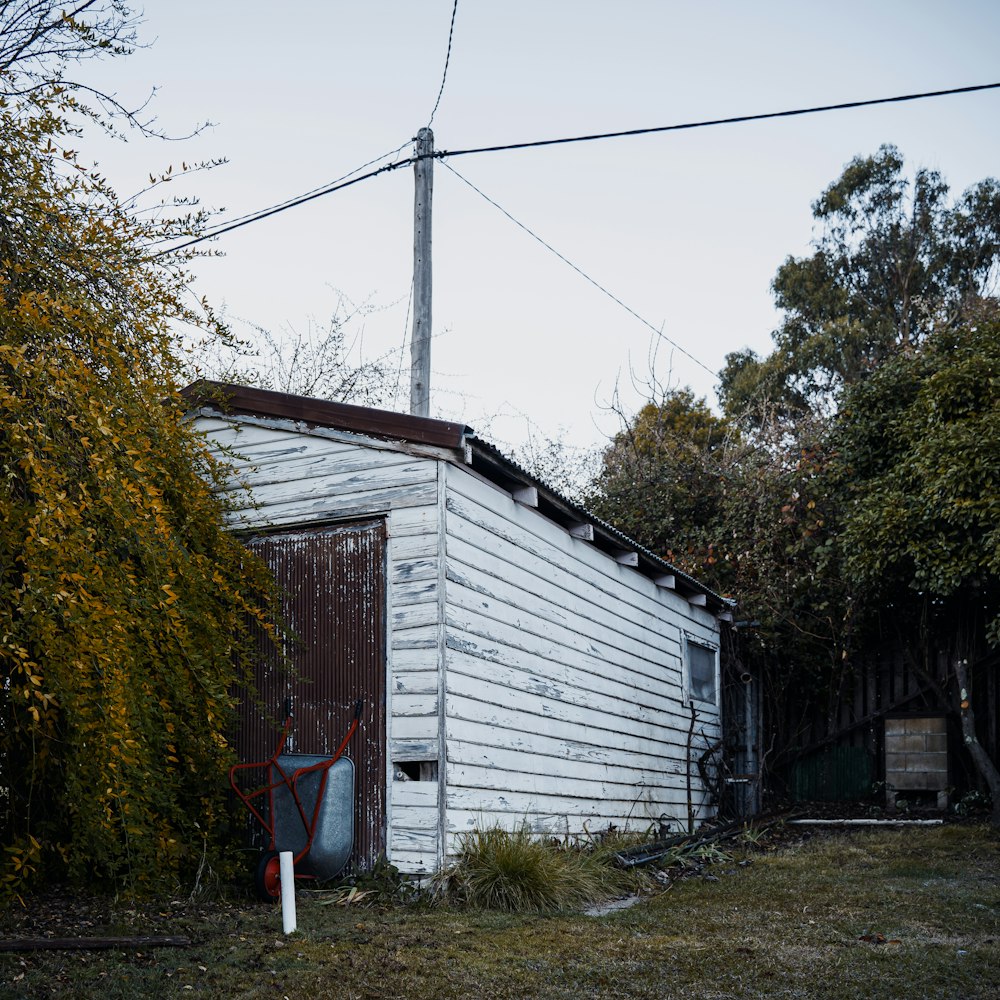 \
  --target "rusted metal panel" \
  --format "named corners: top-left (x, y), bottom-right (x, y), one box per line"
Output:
top-left (182, 380), bottom-right (468, 450)
top-left (237, 519), bottom-right (387, 871)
